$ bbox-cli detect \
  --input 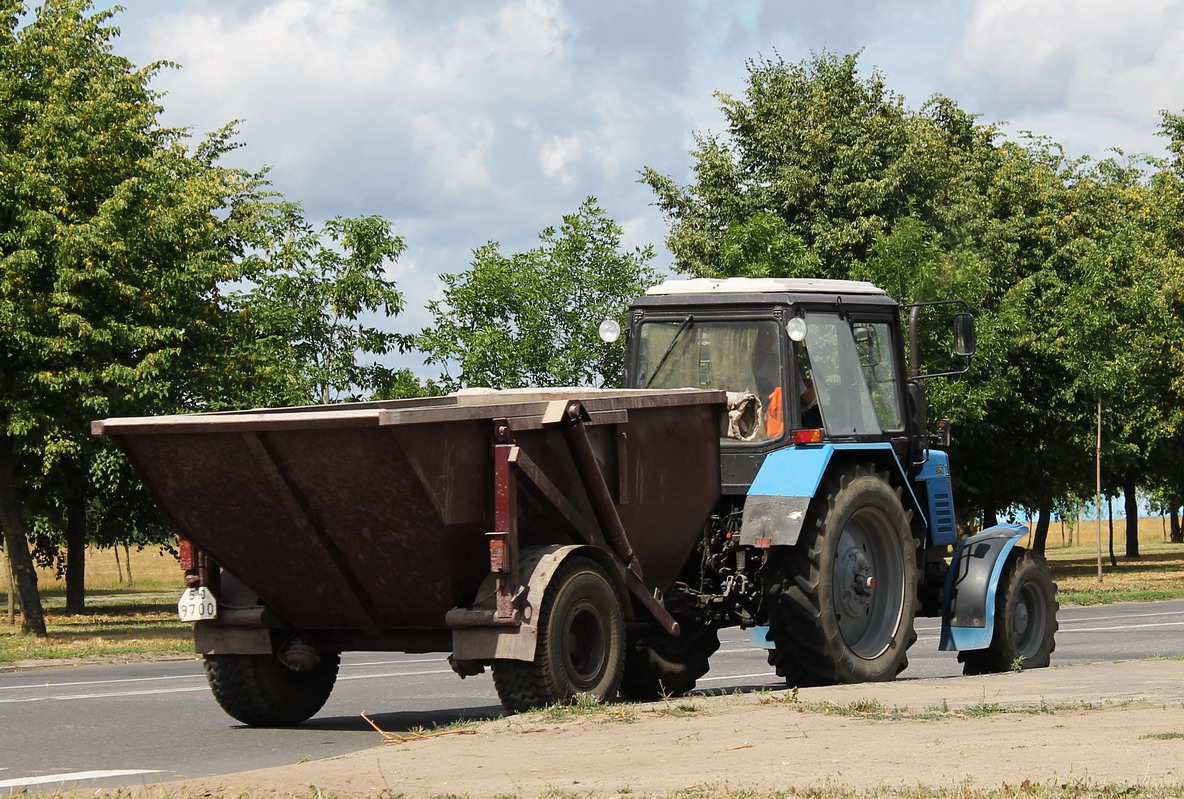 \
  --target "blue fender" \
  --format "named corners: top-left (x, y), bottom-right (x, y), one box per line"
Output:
top-left (939, 524), bottom-right (1028, 651)
top-left (738, 442), bottom-right (925, 548)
